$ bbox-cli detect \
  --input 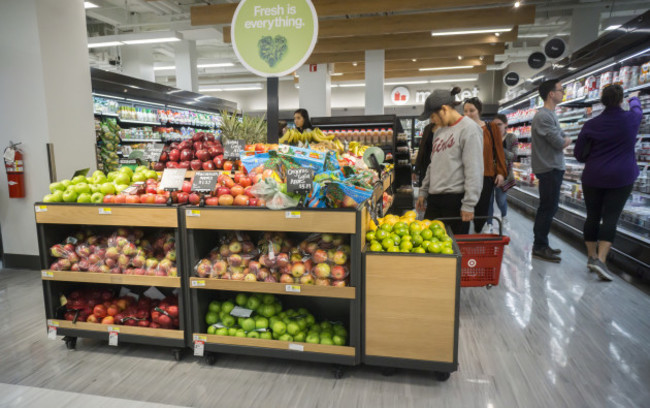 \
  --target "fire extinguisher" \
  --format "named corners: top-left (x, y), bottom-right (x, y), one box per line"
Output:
top-left (4, 142), bottom-right (25, 198)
